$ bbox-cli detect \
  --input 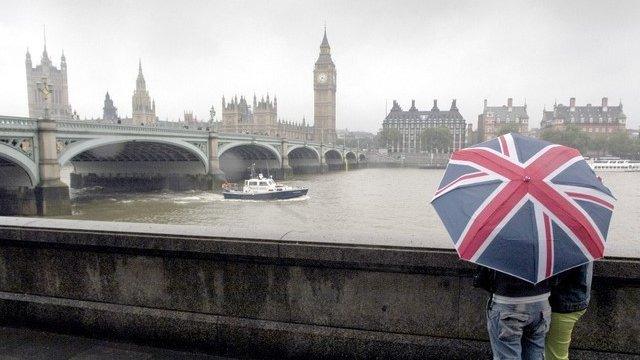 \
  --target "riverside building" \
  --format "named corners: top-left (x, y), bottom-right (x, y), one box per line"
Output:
top-left (540, 97), bottom-right (626, 134)
top-left (382, 99), bottom-right (467, 153)
top-left (477, 98), bottom-right (529, 142)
